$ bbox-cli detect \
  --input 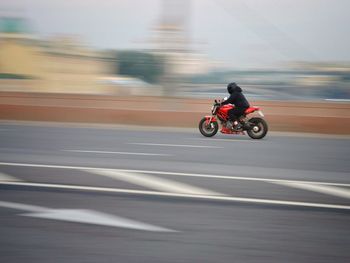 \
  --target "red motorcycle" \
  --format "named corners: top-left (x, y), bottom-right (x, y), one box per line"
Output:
top-left (199, 98), bottom-right (268, 139)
